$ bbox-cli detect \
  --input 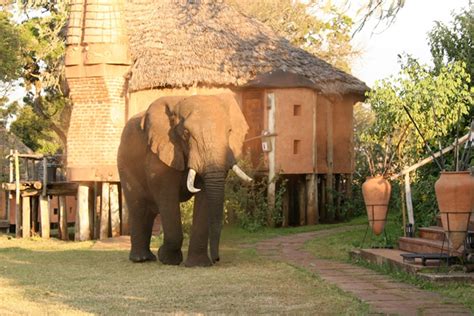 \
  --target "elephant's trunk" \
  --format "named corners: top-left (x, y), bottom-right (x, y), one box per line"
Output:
top-left (203, 170), bottom-right (226, 263)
